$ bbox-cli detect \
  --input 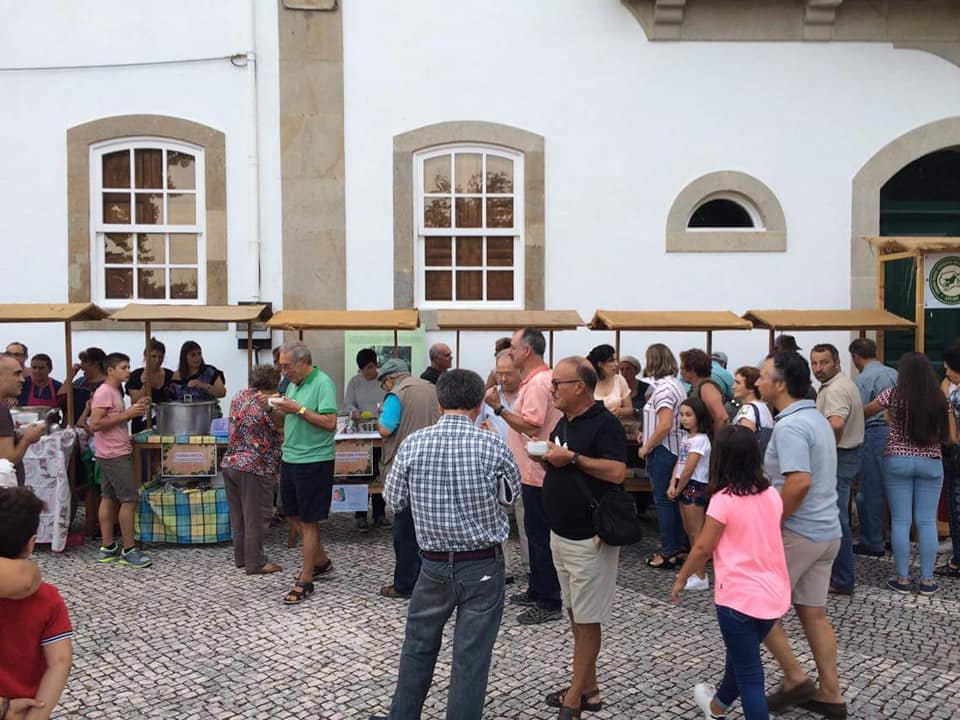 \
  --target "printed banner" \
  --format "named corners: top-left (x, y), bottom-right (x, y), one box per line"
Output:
top-left (925, 253), bottom-right (960, 308)
top-left (331, 484), bottom-right (370, 513)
